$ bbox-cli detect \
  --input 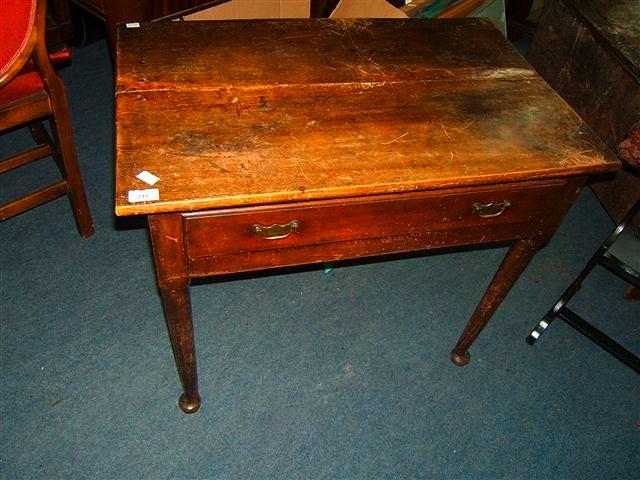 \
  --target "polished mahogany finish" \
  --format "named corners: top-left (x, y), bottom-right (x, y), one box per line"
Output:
top-left (115, 19), bottom-right (618, 413)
